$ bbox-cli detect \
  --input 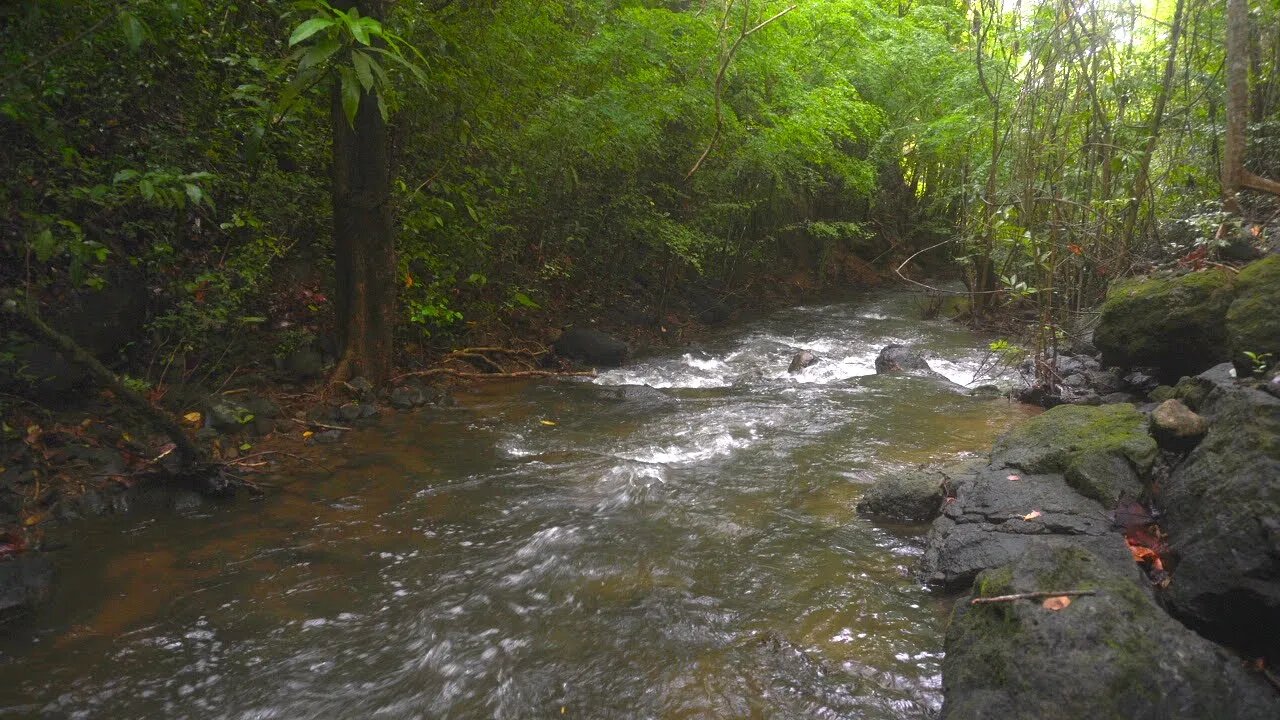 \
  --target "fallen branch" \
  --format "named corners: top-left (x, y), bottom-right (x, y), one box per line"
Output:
top-left (392, 368), bottom-right (596, 382)
top-left (289, 418), bottom-right (353, 432)
top-left (971, 590), bottom-right (1098, 605)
